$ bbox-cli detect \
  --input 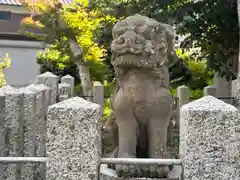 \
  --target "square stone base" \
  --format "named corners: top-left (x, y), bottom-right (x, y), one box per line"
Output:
top-left (100, 165), bottom-right (181, 180)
